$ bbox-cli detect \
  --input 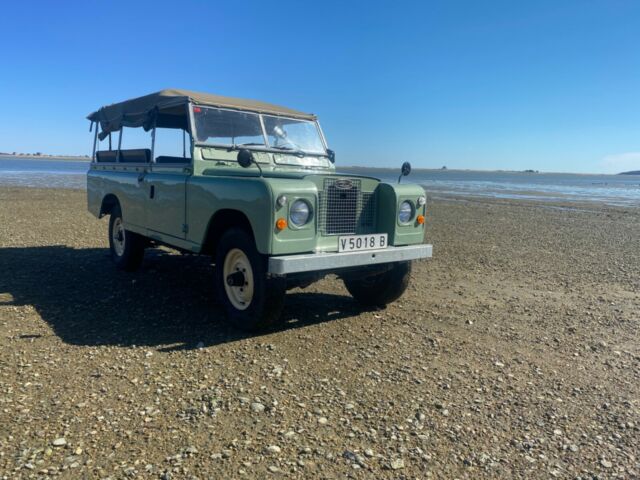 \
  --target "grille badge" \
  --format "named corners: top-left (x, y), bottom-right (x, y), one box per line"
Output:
top-left (334, 179), bottom-right (353, 190)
